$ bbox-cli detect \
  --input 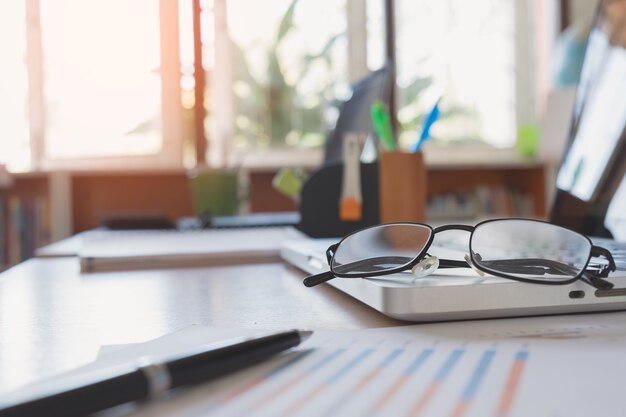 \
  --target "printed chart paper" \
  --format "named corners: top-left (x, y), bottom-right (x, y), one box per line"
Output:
top-left (110, 313), bottom-right (626, 417)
